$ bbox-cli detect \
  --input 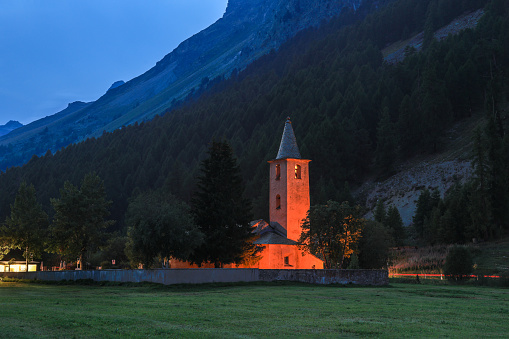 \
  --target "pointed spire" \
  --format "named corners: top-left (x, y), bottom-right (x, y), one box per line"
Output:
top-left (276, 117), bottom-right (301, 159)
